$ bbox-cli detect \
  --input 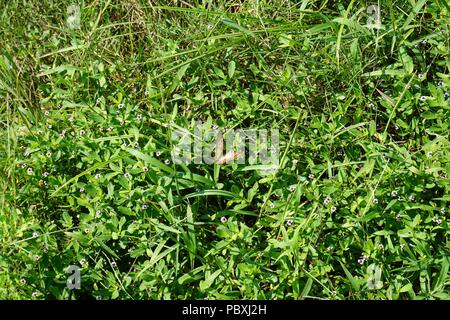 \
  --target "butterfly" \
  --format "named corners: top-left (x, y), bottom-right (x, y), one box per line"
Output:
top-left (214, 132), bottom-right (243, 164)
top-left (215, 150), bottom-right (244, 164)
